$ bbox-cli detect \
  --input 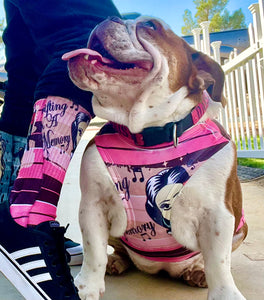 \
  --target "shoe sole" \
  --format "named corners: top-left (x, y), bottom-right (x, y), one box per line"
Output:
top-left (66, 245), bottom-right (83, 266)
top-left (68, 253), bottom-right (83, 266)
top-left (0, 245), bottom-right (51, 300)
